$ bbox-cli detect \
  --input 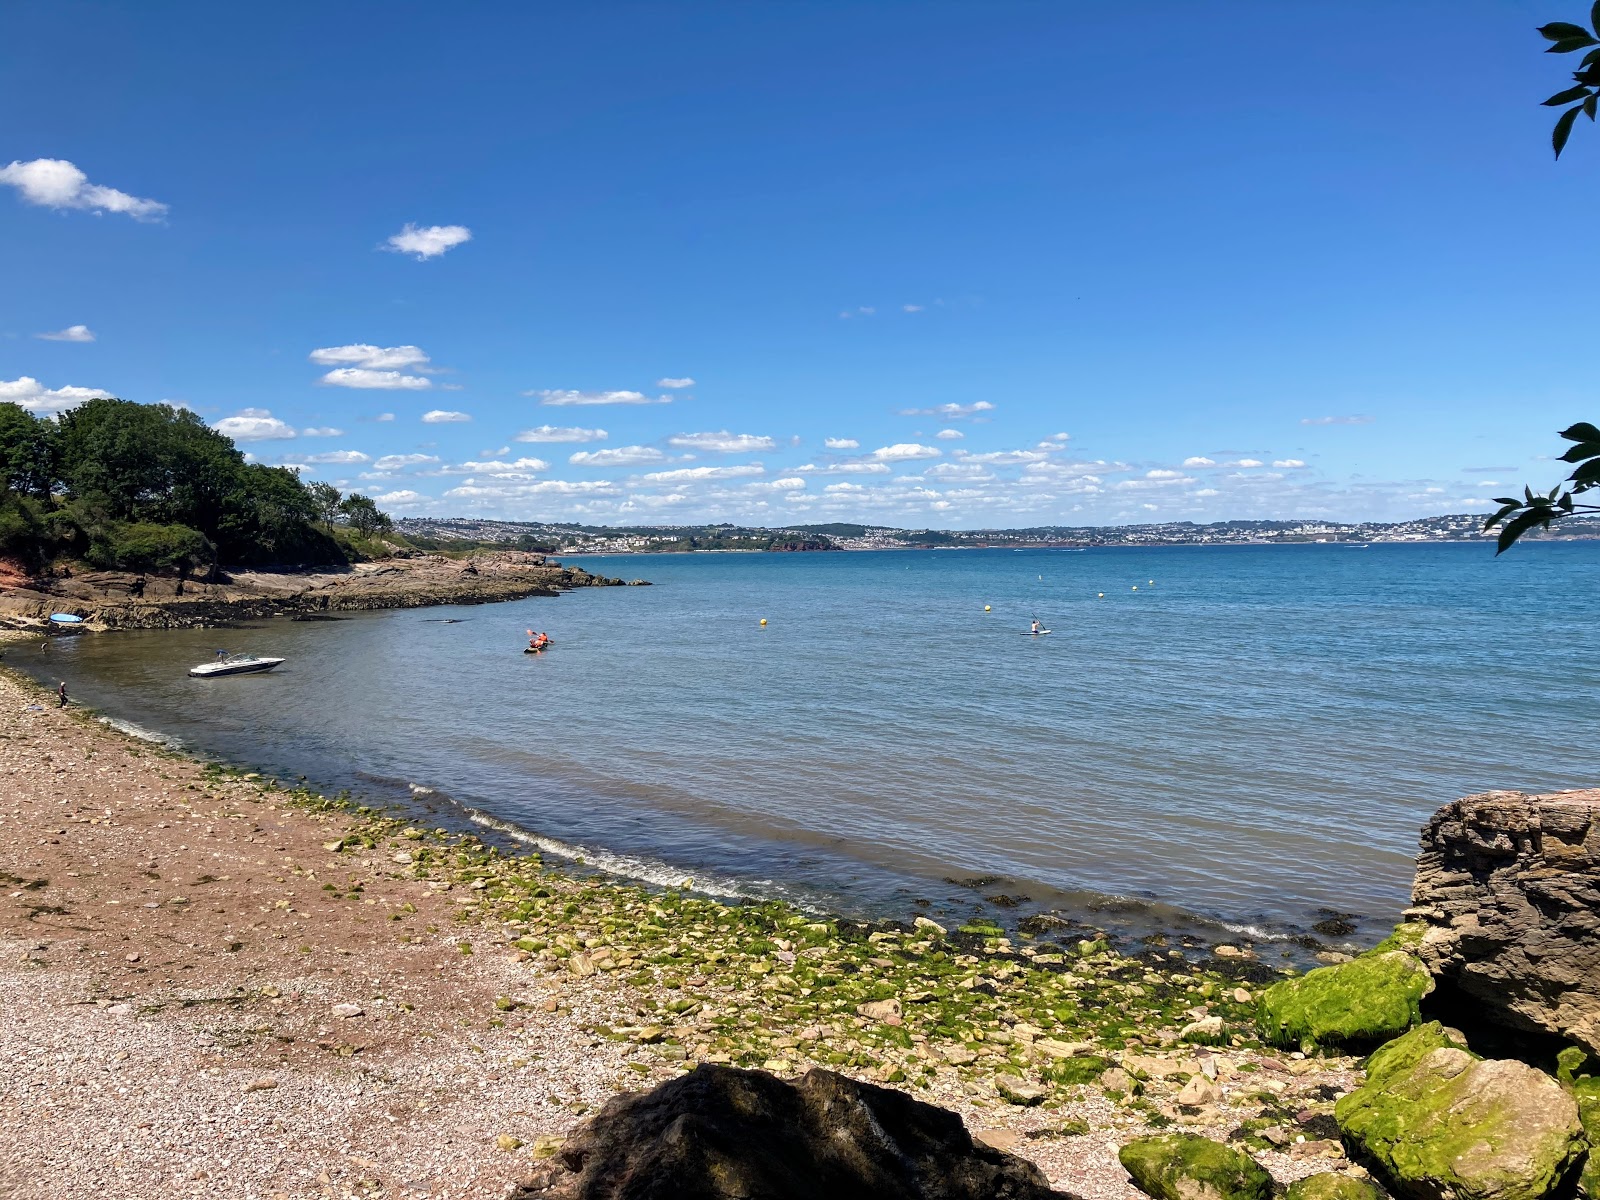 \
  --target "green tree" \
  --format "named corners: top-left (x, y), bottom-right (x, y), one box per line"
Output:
top-left (307, 480), bottom-right (343, 524)
top-left (339, 493), bottom-right (392, 534)
top-left (1539, 5), bottom-right (1600, 156)
top-left (0, 403), bottom-right (58, 499)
